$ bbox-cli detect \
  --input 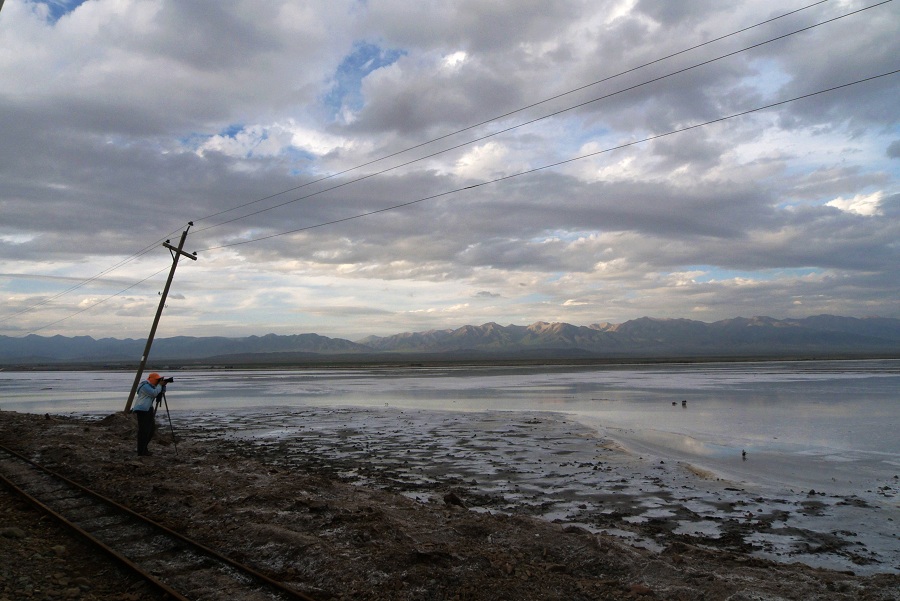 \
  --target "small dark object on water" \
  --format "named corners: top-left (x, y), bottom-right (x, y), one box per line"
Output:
top-left (681, 400), bottom-right (687, 408)
top-left (742, 450), bottom-right (747, 461)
